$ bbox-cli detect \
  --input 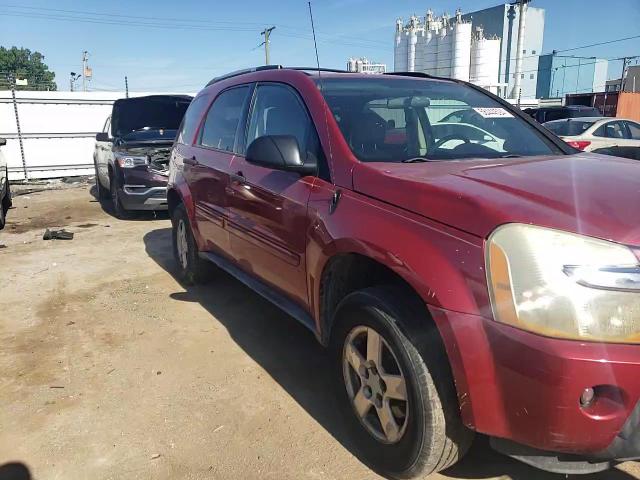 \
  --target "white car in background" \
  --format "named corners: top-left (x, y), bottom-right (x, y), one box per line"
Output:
top-left (544, 117), bottom-right (640, 158)
top-left (0, 137), bottom-right (12, 230)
